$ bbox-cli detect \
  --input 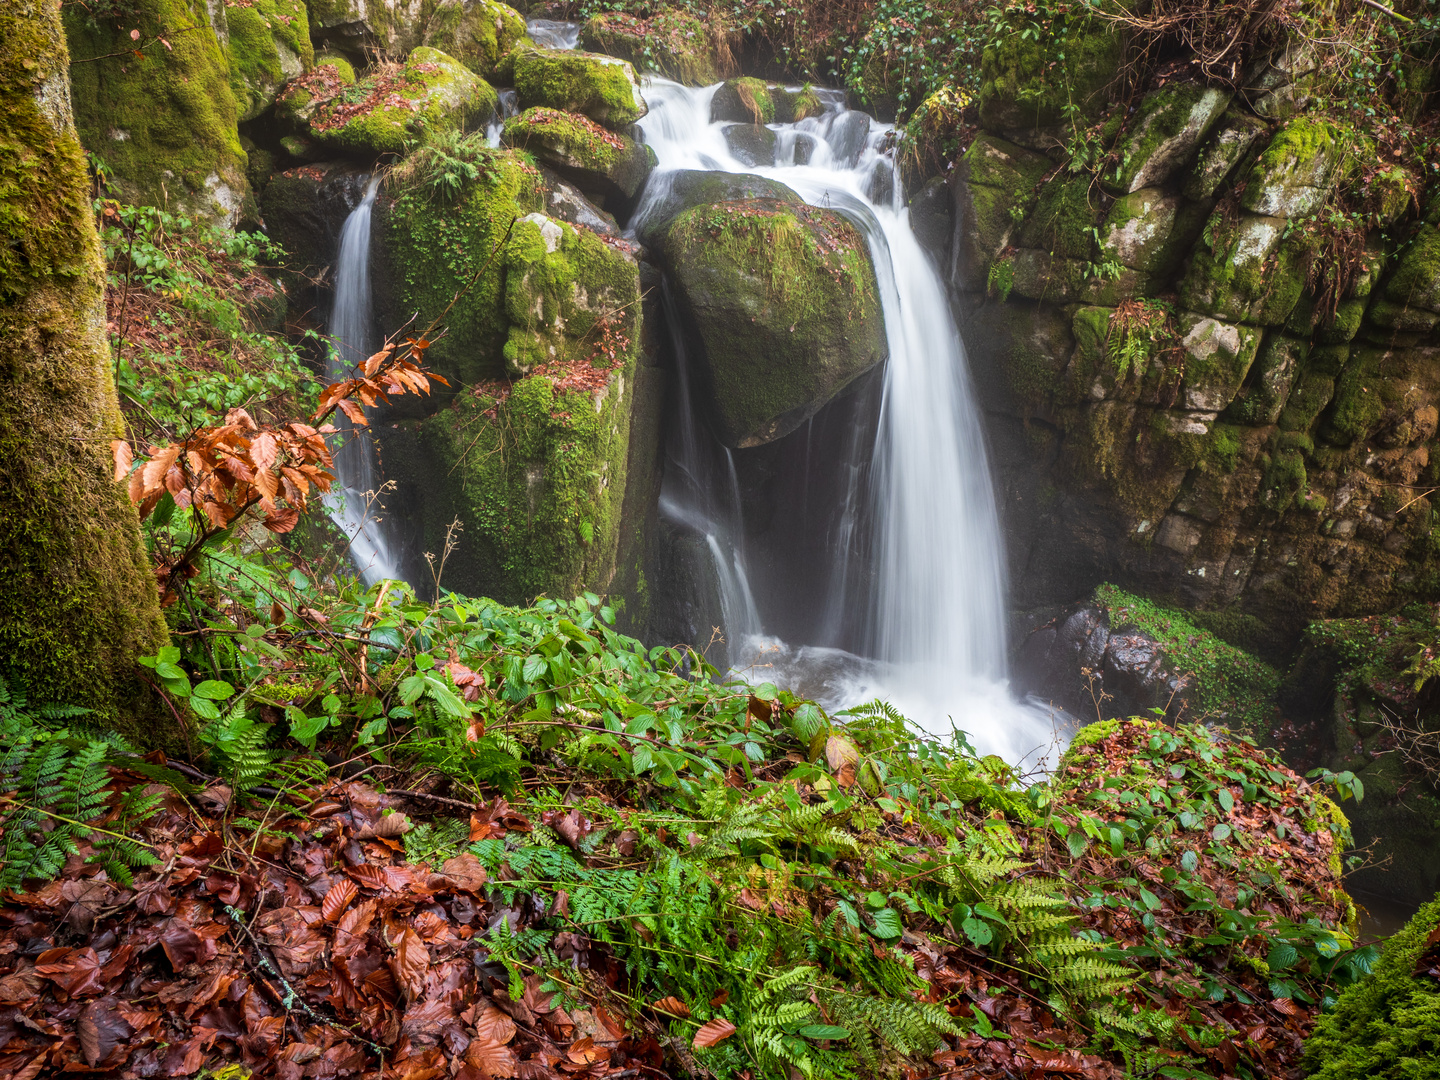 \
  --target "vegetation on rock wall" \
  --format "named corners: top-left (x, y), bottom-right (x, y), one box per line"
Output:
top-left (1, 0), bottom-right (170, 745)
